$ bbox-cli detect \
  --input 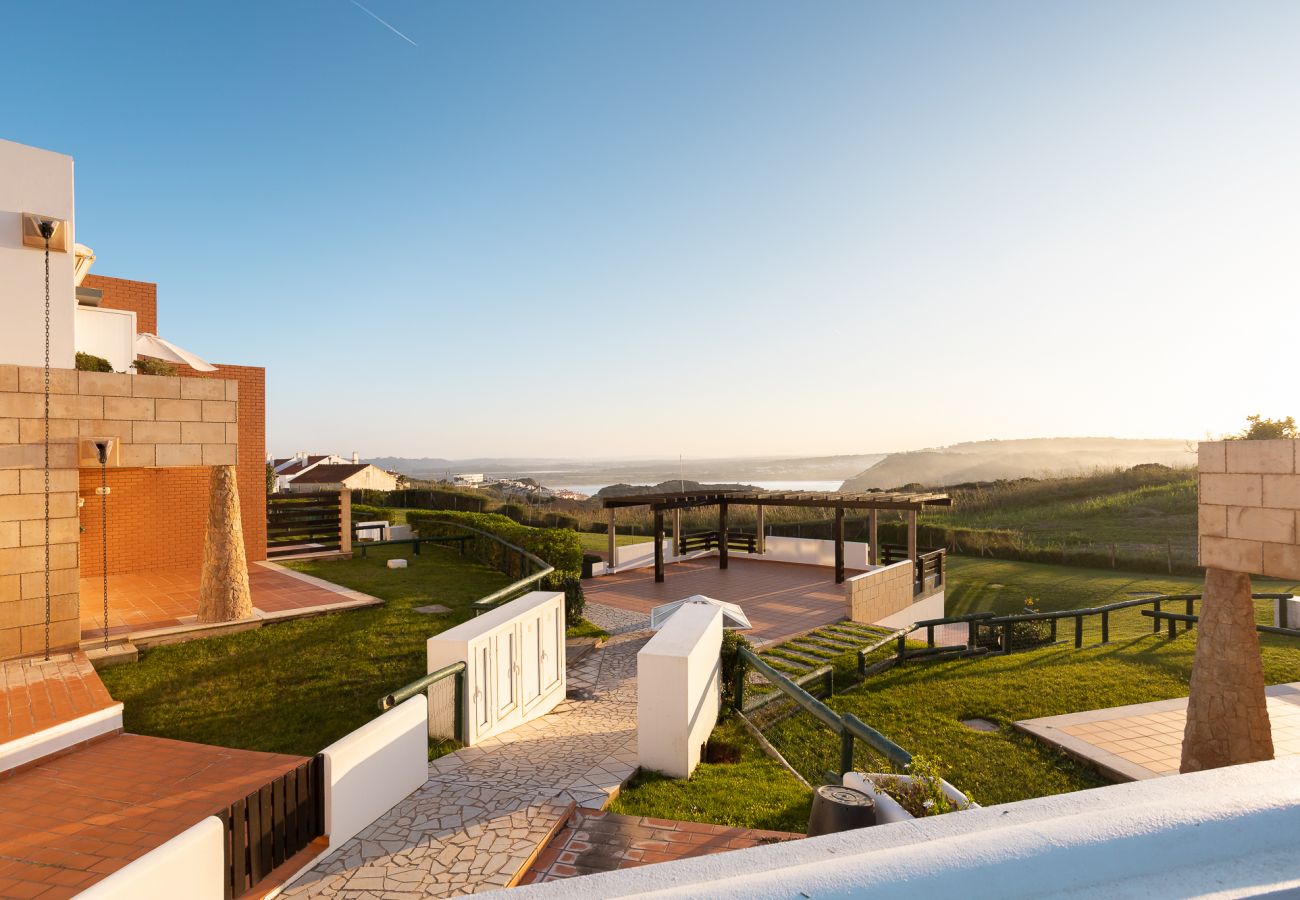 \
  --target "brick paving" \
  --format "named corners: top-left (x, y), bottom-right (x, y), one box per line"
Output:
top-left (0, 733), bottom-right (304, 898)
top-left (78, 560), bottom-right (380, 642)
top-left (285, 632), bottom-right (645, 897)
top-left (1017, 682), bottom-right (1300, 781)
top-left (0, 652), bottom-right (117, 745)
top-left (585, 557), bottom-right (856, 646)
top-left (521, 807), bottom-right (801, 883)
